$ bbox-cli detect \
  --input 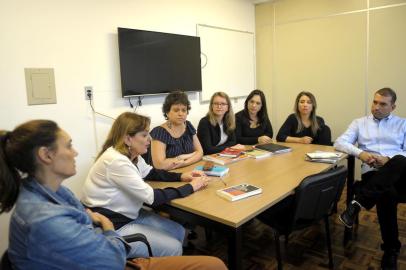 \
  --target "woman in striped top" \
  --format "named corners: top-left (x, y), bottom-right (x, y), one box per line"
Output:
top-left (150, 91), bottom-right (203, 170)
